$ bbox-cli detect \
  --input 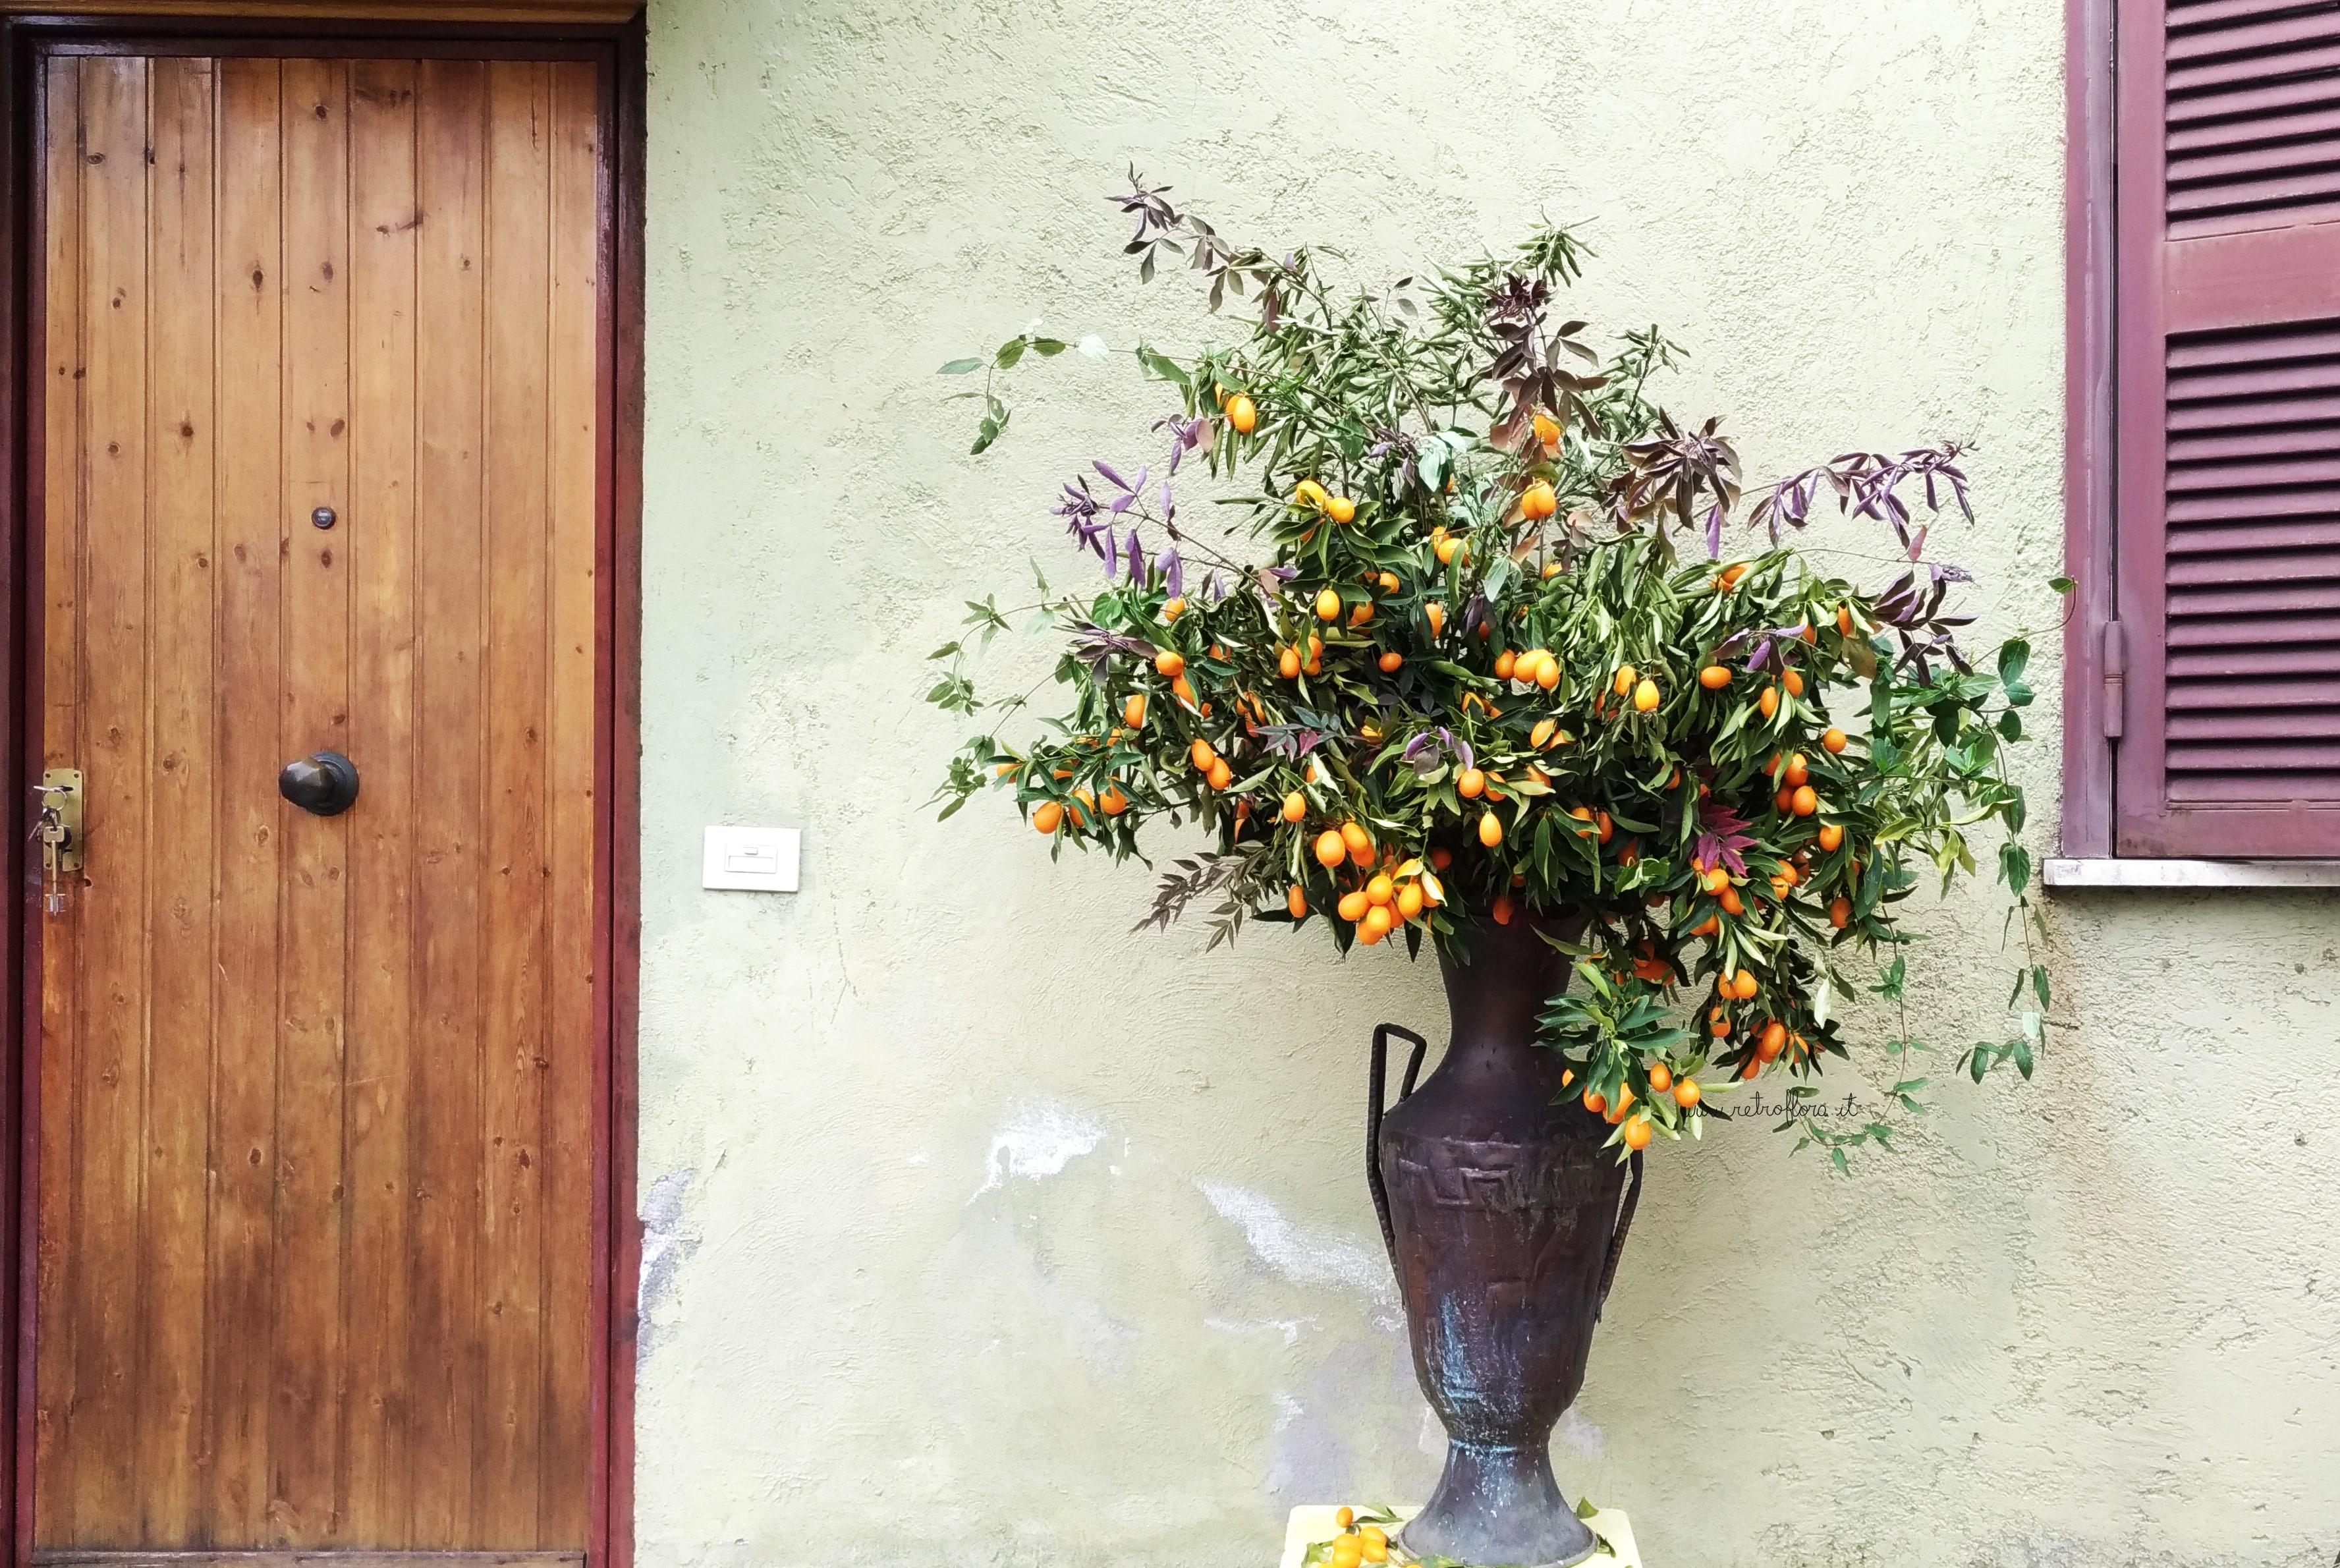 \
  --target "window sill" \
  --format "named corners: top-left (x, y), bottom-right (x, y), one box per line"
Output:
top-left (2044, 858), bottom-right (2340, 890)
